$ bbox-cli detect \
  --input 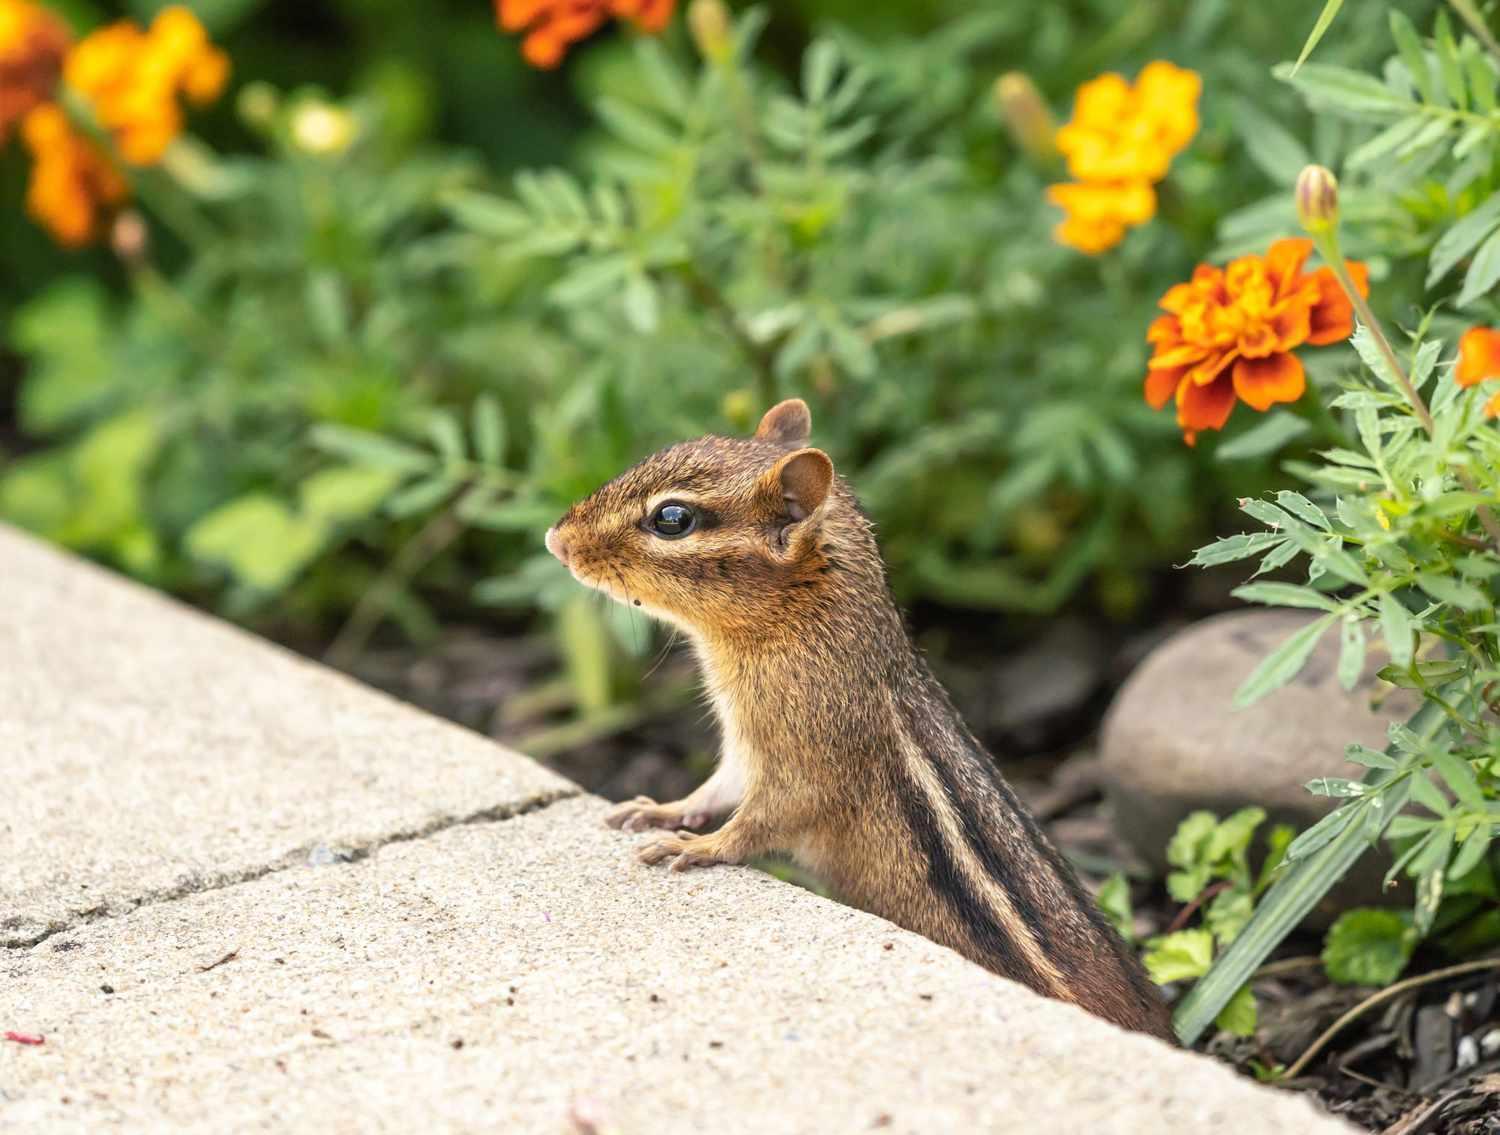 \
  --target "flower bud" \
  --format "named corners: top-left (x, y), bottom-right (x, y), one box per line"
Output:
top-left (994, 72), bottom-right (1057, 161)
top-left (1295, 164), bottom-right (1339, 234)
top-left (110, 210), bottom-right (148, 265)
top-left (236, 81), bottom-right (279, 130)
top-left (687, 0), bottom-right (732, 64)
top-left (290, 102), bottom-right (356, 156)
